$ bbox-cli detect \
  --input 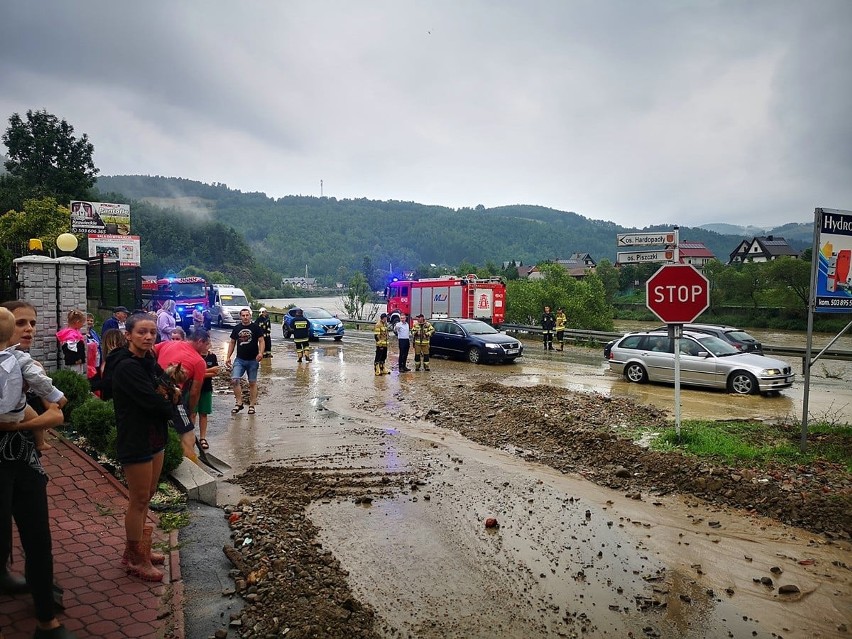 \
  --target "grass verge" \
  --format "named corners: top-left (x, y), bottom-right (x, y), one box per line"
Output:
top-left (646, 420), bottom-right (852, 471)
